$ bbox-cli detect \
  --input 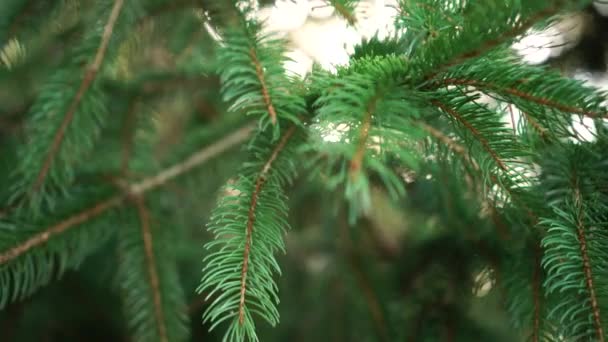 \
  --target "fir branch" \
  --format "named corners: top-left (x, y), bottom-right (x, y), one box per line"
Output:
top-left (501, 241), bottom-right (553, 341)
top-left (417, 122), bottom-right (472, 167)
top-left (0, 185), bottom-right (119, 310)
top-left (418, 122), bottom-right (517, 241)
top-left (400, 0), bottom-right (585, 82)
top-left (437, 78), bottom-right (607, 119)
top-left (418, 118), bottom-right (538, 225)
top-left (133, 196), bottom-right (168, 342)
top-left (126, 124), bottom-right (254, 195)
top-left (329, 0), bottom-right (358, 26)
top-left (522, 111), bottom-right (551, 140)
top-left (8, 0), bottom-right (145, 213)
top-left (311, 59), bottom-right (425, 220)
top-left (249, 47), bottom-right (277, 125)
top-left (417, 121), bottom-right (484, 201)
top-left (432, 100), bottom-right (508, 172)
top-left (541, 145), bottom-right (608, 340)
top-left (572, 185), bottom-right (604, 341)
top-left (217, 20), bottom-right (305, 130)
top-left (199, 122), bottom-right (302, 341)
top-left (116, 195), bottom-right (190, 342)
top-left (543, 200), bottom-right (608, 340)
top-left (239, 125), bottom-right (296, 324)
top-left (349, 97), bottom-right (376, 180)
top-left (426, 4), bottom-right (562, 79)
top-left (0, 124), bottom-right (254, 266)
top-left (0, 196), bottom-right (121, 265)
top-left (32, 0), bottom-right (125, 193)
